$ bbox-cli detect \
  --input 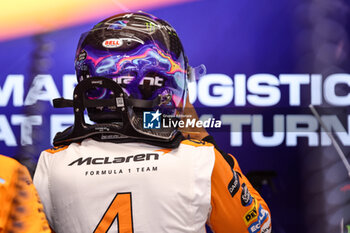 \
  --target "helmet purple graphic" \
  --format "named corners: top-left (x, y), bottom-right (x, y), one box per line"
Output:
top-left (74, 12), bottom-right (188, 122)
